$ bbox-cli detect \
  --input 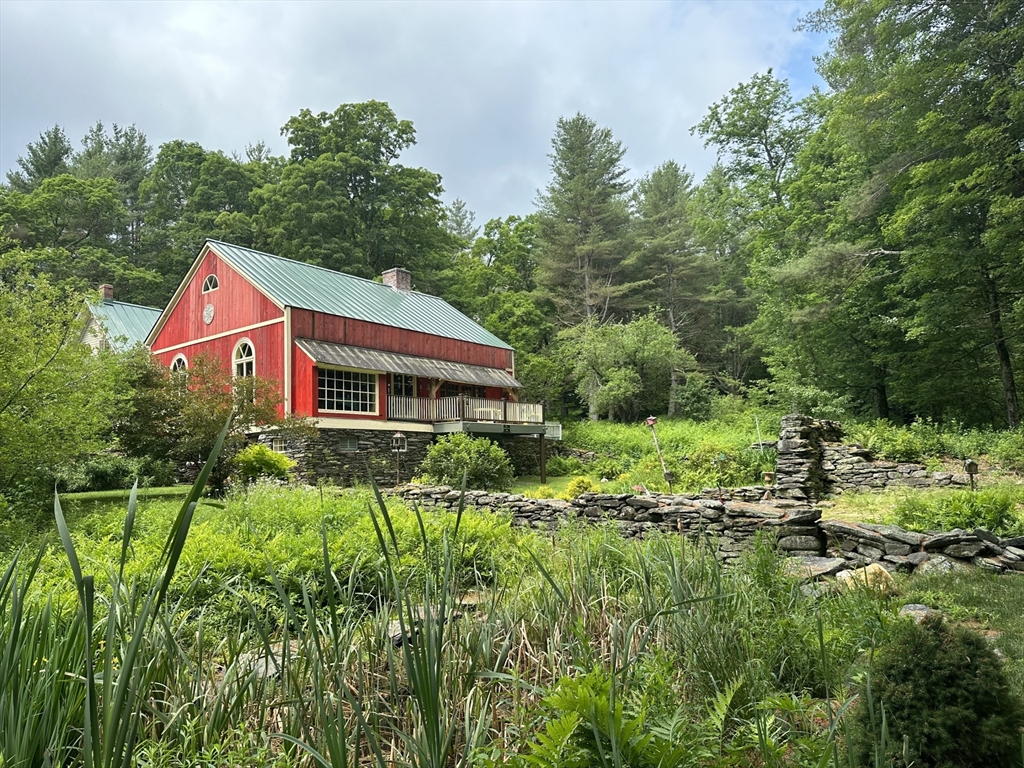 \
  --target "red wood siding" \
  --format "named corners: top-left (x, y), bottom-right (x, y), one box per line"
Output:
top-left (292, 344), bottom-right (387, 420)
top-left (151, 248), bottom-right (283, 351)
top-left (154, 326), bottom-right (285, 419)
top-left (291, 310), bottom-right (514, 370)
